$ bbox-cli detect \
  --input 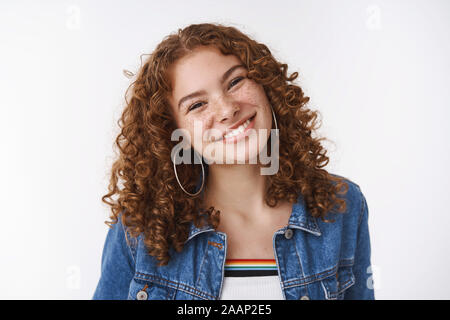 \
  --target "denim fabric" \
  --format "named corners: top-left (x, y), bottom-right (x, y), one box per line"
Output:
top-left (93, 176), bottom-right (375, 300)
